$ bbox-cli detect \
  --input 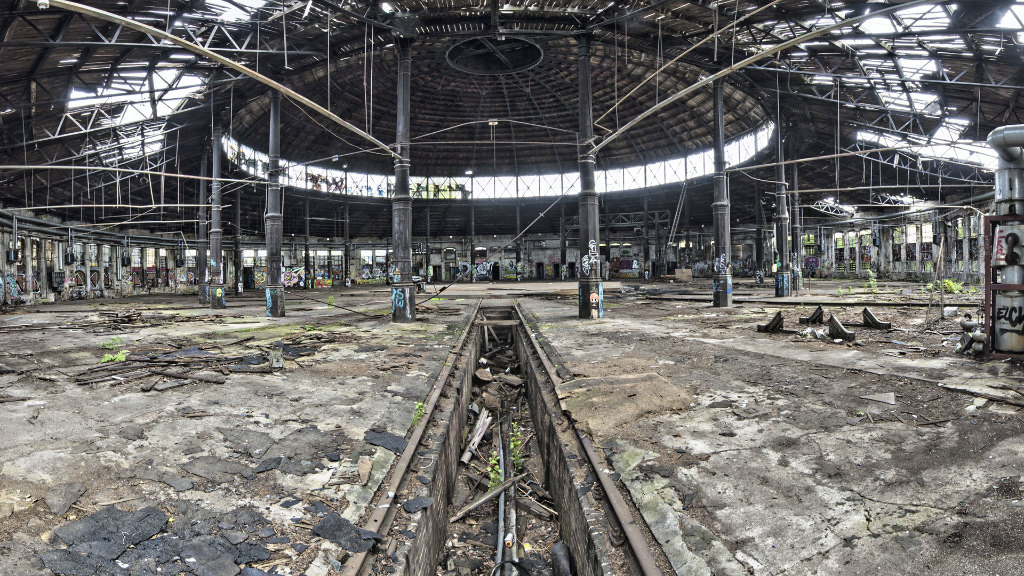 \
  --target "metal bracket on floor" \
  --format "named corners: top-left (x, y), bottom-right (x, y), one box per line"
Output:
top-left (799, 305), bottom-right (824, 325)
top-left (861, 307), bottom-right (891, 330)
top-left (757, 311), bottom-right (784, 333)
top-left (827, 315), bottom-right (856, 341)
